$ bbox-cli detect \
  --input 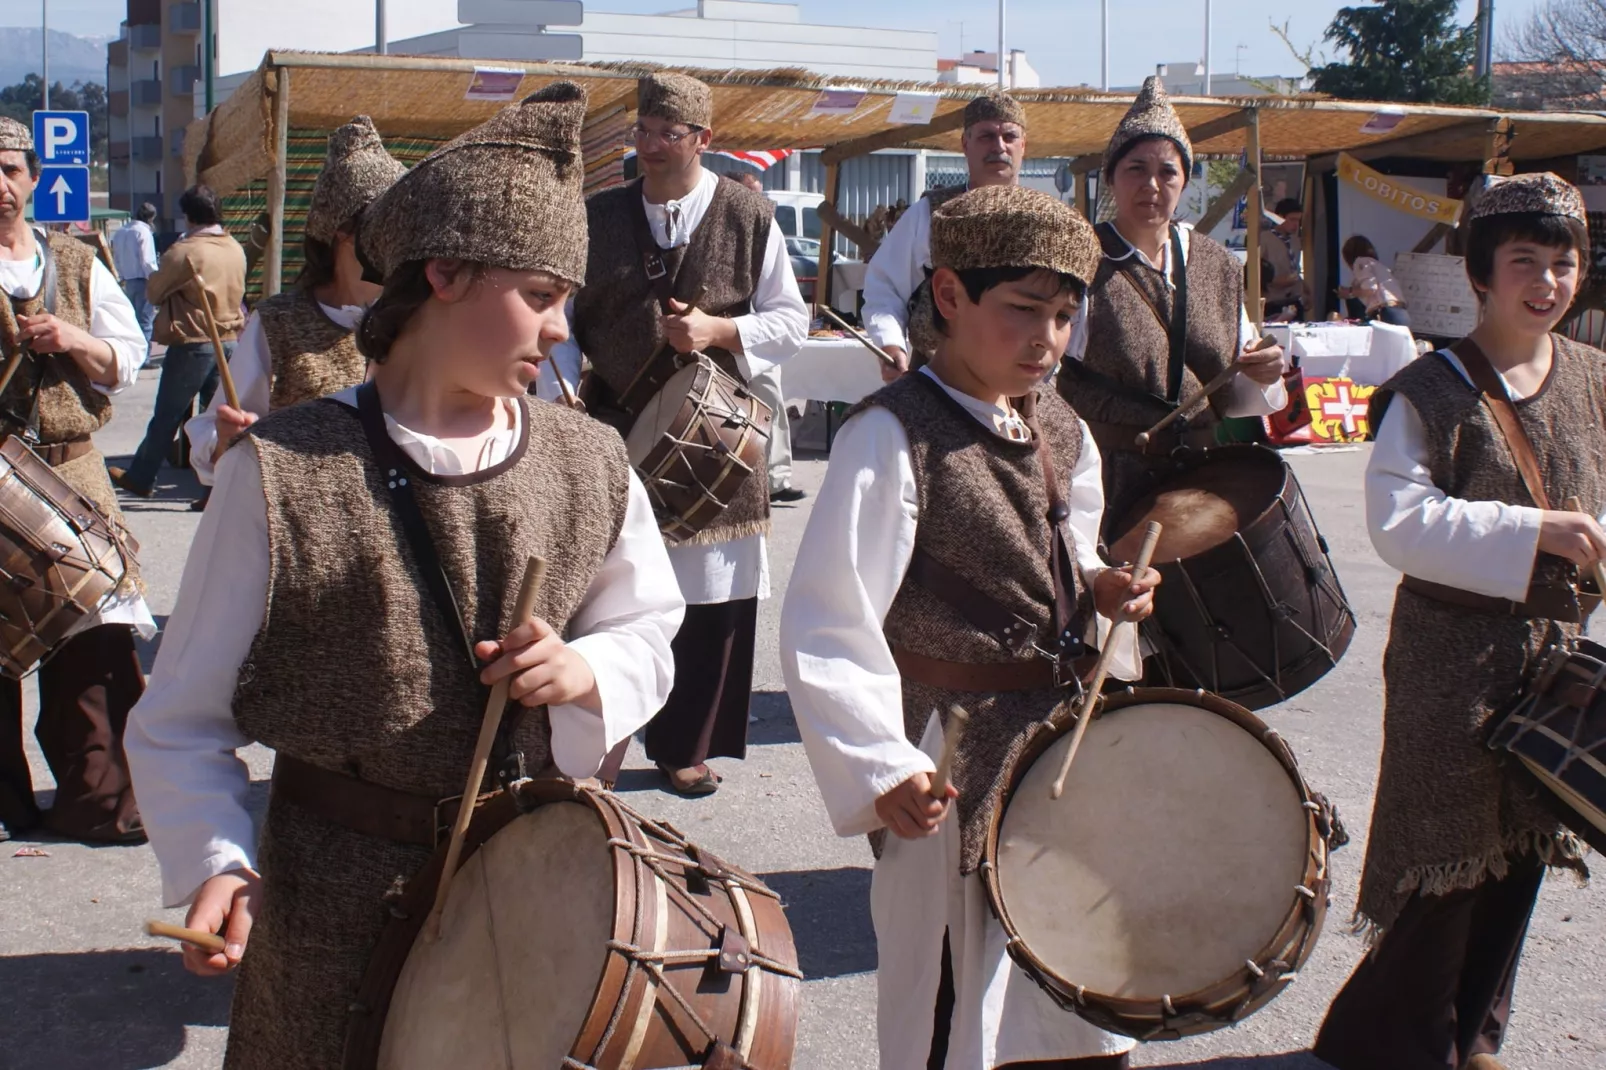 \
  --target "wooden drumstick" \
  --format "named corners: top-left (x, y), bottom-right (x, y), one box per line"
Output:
top-left (1563, 496), bottom-right (1606, 598)
top-left (545, 358), bottom-right (582, 411)
top-left (144, 919), bottom-right (227, 955)
top-left (929, 704), bottom-right (969, 798)
top-left (819, 306), bottom-right (901, 371)
top-left (1133, 335), bottom-right (1281, 449)
top-left (186, 269), bottom-right (243, 412)
top-left (1050, 521), bottom-right (1163, 800)
top-left (425, 554), bottom-right (548, 942)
